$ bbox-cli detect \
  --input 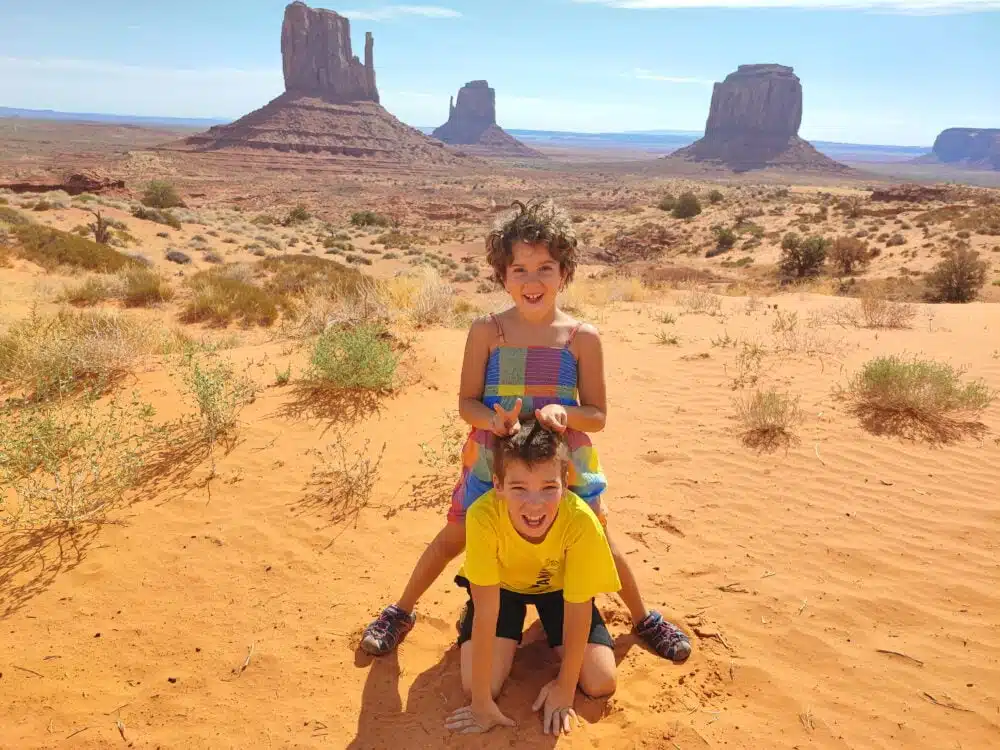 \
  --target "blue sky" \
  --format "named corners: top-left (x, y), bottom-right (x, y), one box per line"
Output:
top-left (1, 1), bottom-right (998, 146)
